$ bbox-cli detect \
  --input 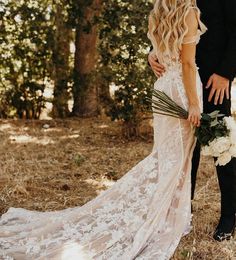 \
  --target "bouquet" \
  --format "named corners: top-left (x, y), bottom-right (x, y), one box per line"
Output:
top-left (147, 89), bottom-right (236, 166)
